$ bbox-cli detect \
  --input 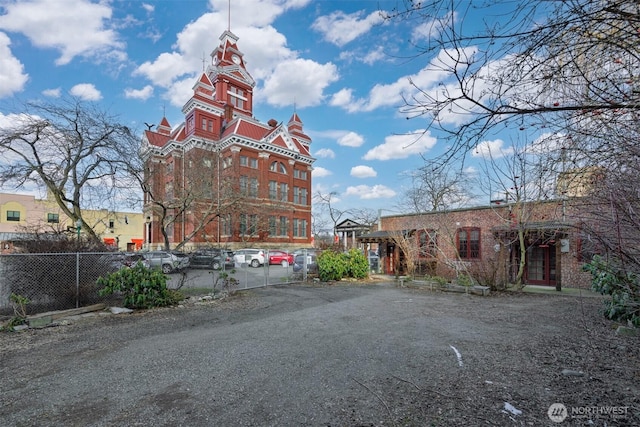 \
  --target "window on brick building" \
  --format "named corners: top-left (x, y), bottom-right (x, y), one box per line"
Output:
top-left (221, 214), bottom-right (232, 236)
top-left (279, 183), bottom-right (288, 202)
top-left (239, 214), bottom-right (247, 235)
top-left (279, 216), bottom-right (288, 236)
top-left (249, 178), bottom-right (258, 198)
top-left (269, 216), bottom-right (276, 236)
top-left (47, 213), bottom-right (59, 223)
top-left (239, 175), bottom-right (248, 195)
top-left (229, 87), bottom-right (245, 109)
top-left (457, 227), bottom-right (481, 259)
top-left (269, 181), bottom-right (277, 200)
